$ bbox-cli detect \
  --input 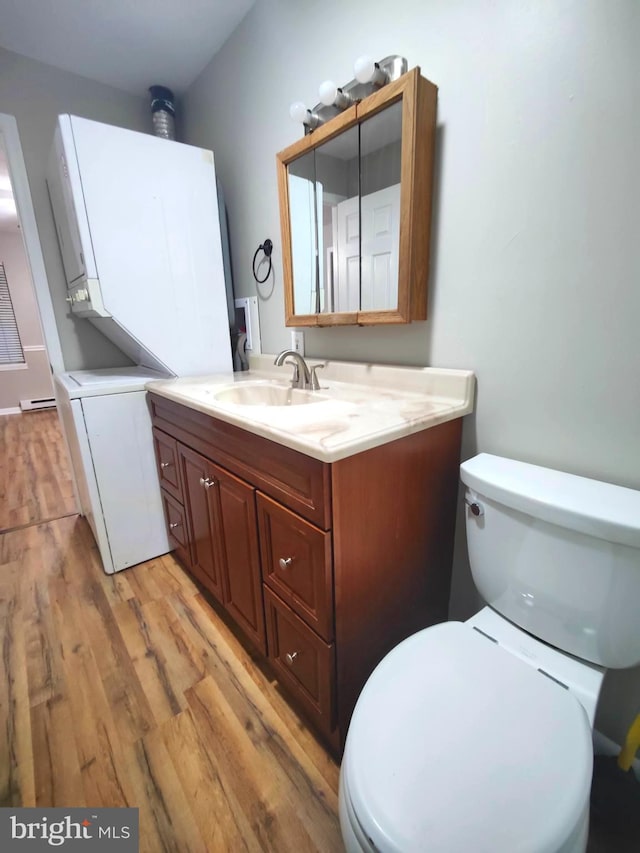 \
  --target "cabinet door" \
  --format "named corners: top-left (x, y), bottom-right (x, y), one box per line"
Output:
top-left (178, 444), bottom-right (225, 603)
top-left (213, 463), bottom-right (266, 655)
